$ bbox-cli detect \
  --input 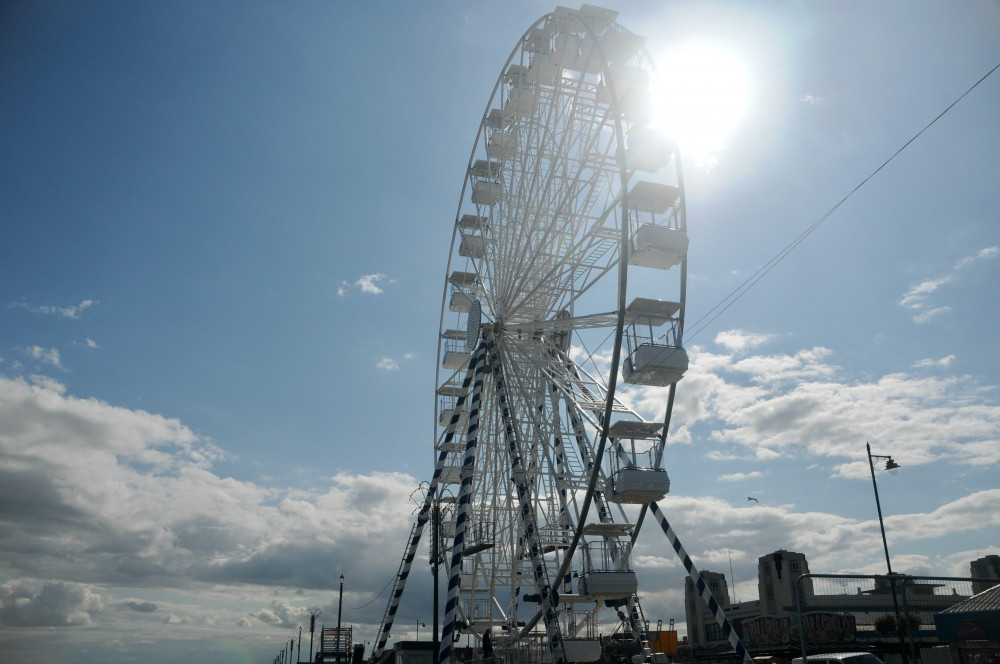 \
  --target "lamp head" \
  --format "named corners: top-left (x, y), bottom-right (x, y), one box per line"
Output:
top-left (340, 573), bottom-right (345, 583)
top-left (885, 457), bottom-right (900, 474)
